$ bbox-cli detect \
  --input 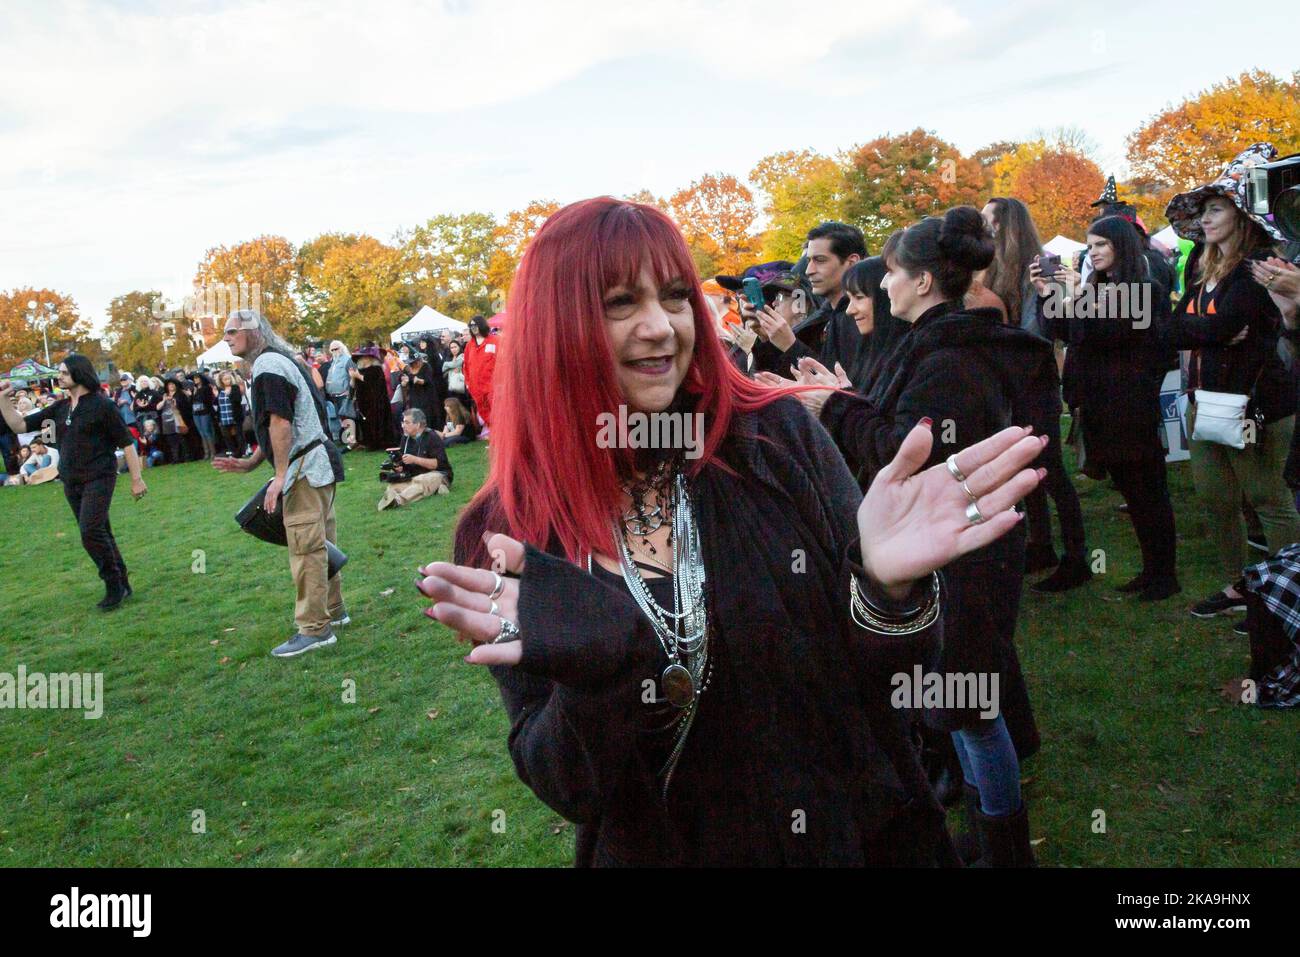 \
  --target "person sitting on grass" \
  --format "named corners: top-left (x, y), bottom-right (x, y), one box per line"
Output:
top-left (138, 419), bottom-right (164, 467)
top-left (6, 437), bottom-right (60, 486)
top-left (377, 408), bottom-right (452, 510)
top-left (441, 396), bottom-right (480, 446)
